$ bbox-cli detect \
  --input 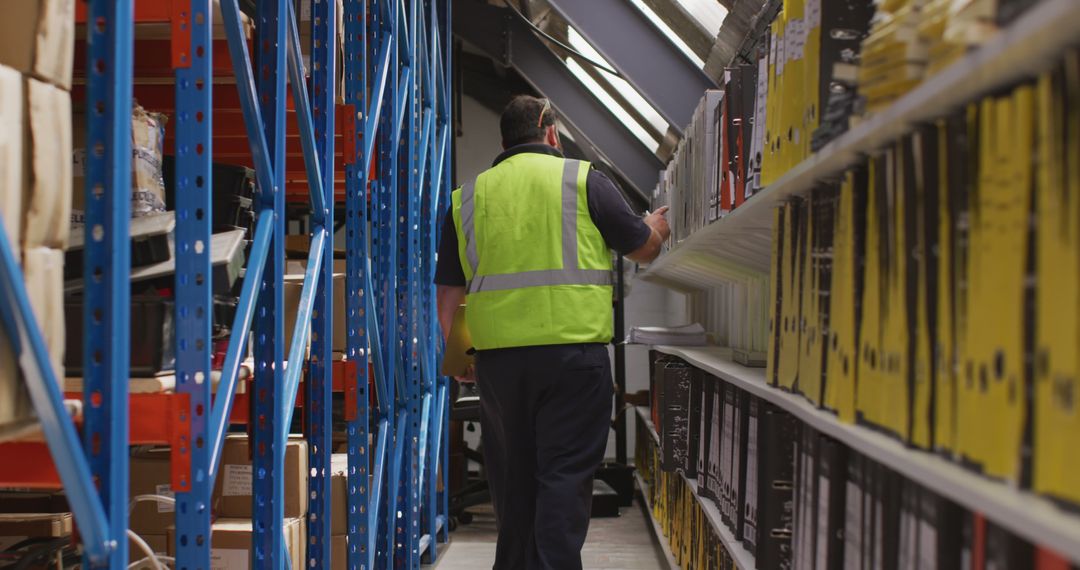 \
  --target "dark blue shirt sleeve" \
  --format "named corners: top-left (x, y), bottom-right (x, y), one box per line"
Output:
top-left (586, 168), bottom-right (651, 256)
top-left (434, 205), bottom-right (466, 286)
